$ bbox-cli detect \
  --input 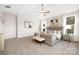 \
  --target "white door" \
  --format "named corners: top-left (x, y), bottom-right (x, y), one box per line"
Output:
top-left (2, 13), bottom-right (16, 39)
